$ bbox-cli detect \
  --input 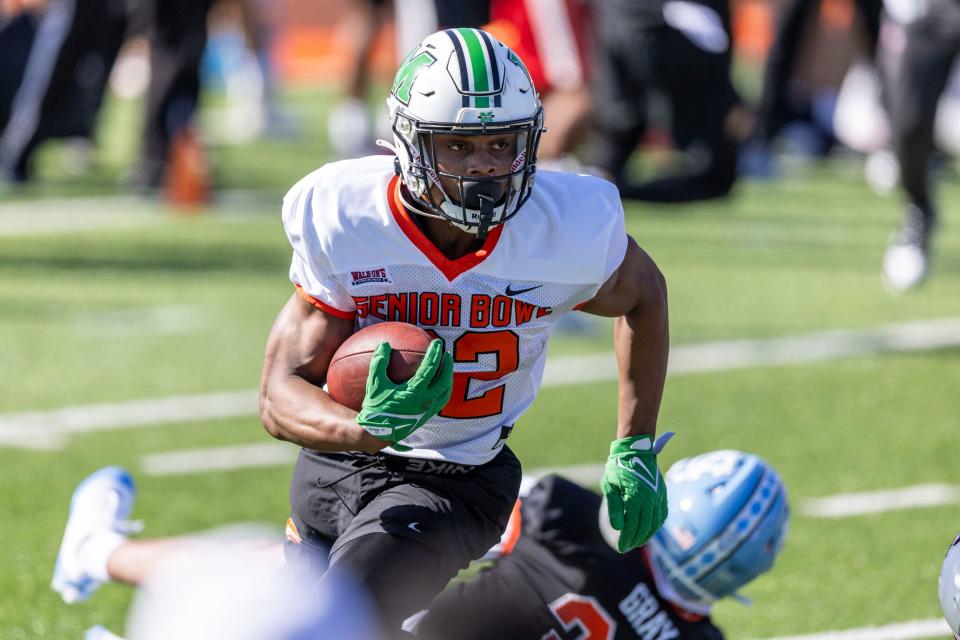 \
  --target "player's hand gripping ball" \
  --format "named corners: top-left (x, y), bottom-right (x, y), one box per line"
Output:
top-left (327, 323), bottom-right (453, 450)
